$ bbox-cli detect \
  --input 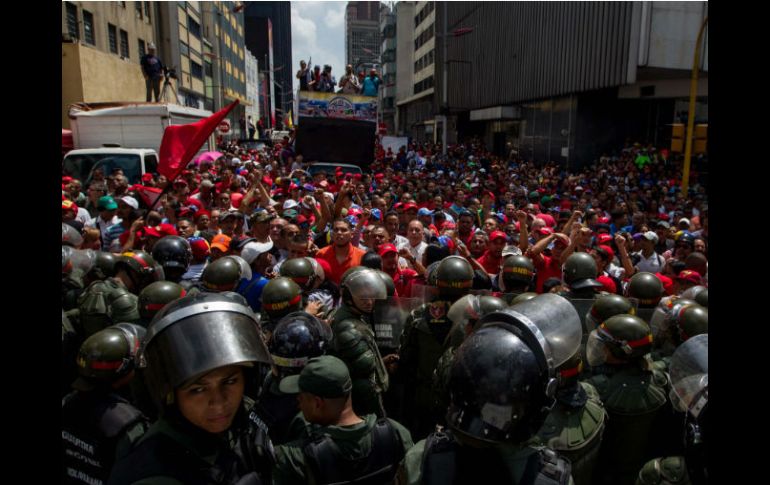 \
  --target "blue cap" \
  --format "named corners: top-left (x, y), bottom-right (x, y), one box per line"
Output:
top-left (417, 208), bottom-right (433, 217)
top-left (370, 208), bottom-right (382, 220)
